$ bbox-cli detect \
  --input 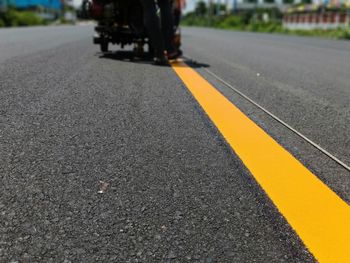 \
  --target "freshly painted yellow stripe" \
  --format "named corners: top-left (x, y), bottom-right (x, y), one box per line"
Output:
top-left (171, 61), bottom-right (350, 263)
